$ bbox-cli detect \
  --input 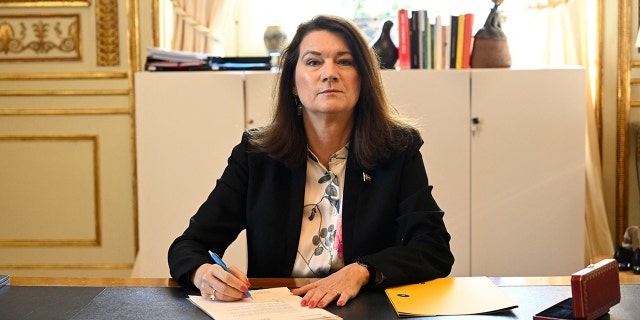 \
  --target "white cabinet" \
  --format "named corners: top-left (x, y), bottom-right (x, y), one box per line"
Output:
top-left (134, 68), bottom-right (585, 278)
top-left (133, 72), bottom-right (248, 277)
top-left (243, 68), bottom-right (586, 277)
top-left (470, 68), bottom-right (586, 276)
top-left (376, 70), bottom-right (472, 277)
